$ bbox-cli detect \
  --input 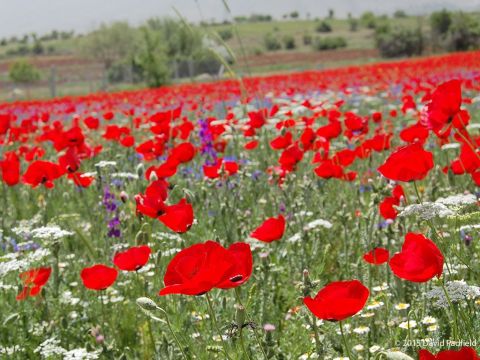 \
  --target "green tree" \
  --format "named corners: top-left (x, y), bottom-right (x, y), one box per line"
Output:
top-left (361, 11), bottom-right (377, 29)
top-left (136, 27), bottom-right (170, 88)
top-left (9, 60), bottom-right (41, 84)
top-left (80, 21), bottom-right (137, 70)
